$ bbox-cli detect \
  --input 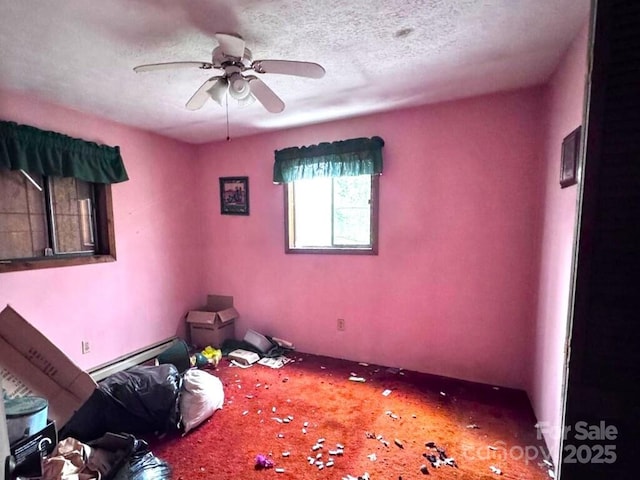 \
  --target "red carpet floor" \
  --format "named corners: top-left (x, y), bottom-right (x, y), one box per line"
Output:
top-left (149, 353), bottom-right (553, 479)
